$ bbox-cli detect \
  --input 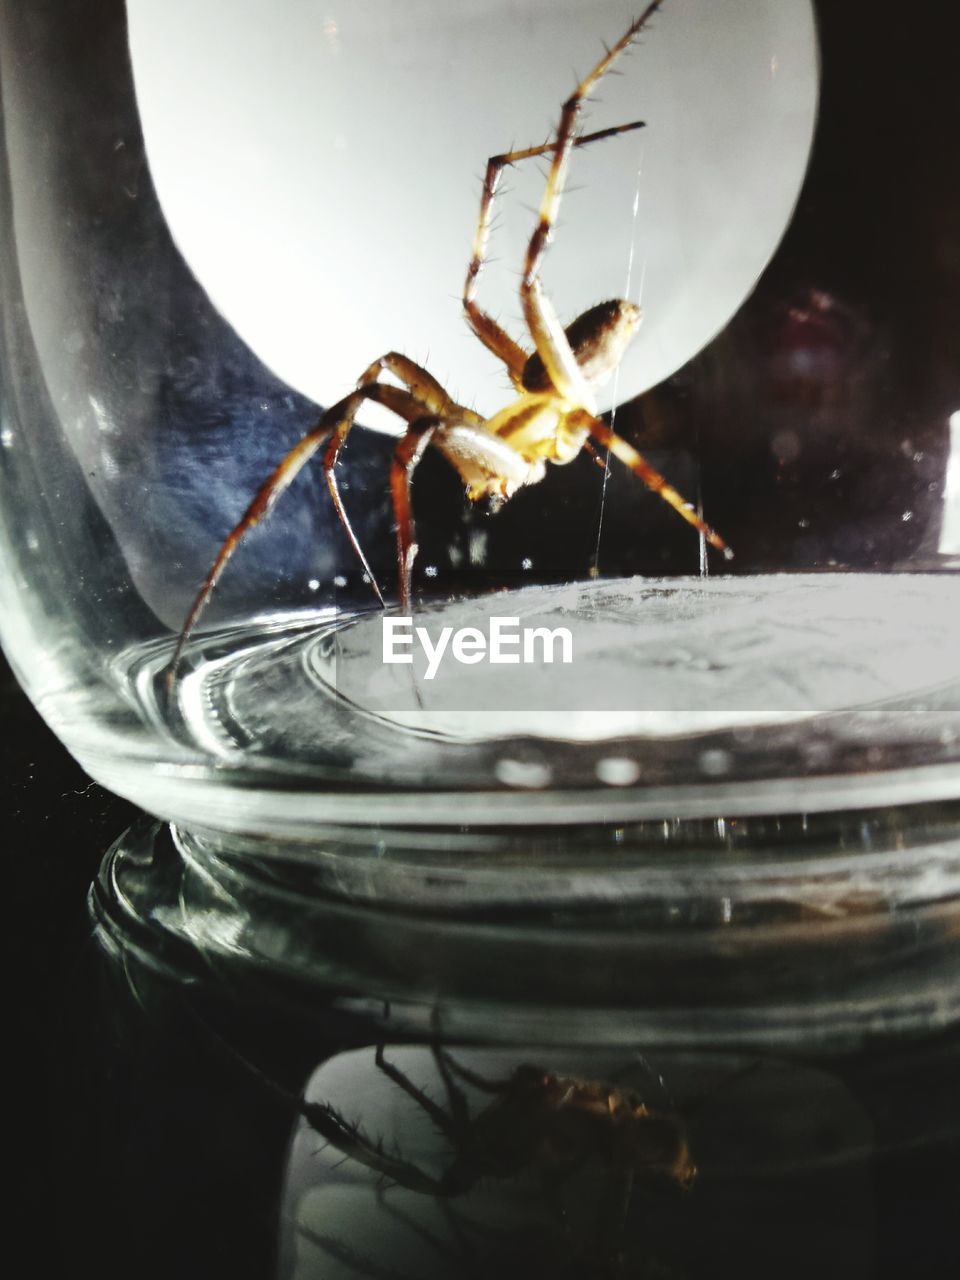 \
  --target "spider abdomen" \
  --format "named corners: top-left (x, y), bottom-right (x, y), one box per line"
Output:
top-left (521, 298), bottom-right (643, 394)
